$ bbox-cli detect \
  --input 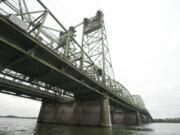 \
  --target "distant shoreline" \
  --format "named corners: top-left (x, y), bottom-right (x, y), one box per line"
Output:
top-left (0, 115), bottom-right (37, 119)
top-left (153, 118), bottom-right (180, 123)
